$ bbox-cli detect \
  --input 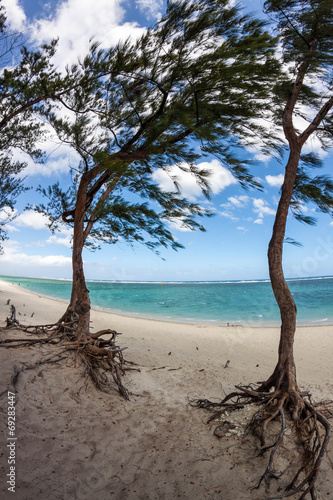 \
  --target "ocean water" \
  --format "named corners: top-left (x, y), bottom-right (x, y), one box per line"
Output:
top-left (0, 275), bottom-right (332, 326)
